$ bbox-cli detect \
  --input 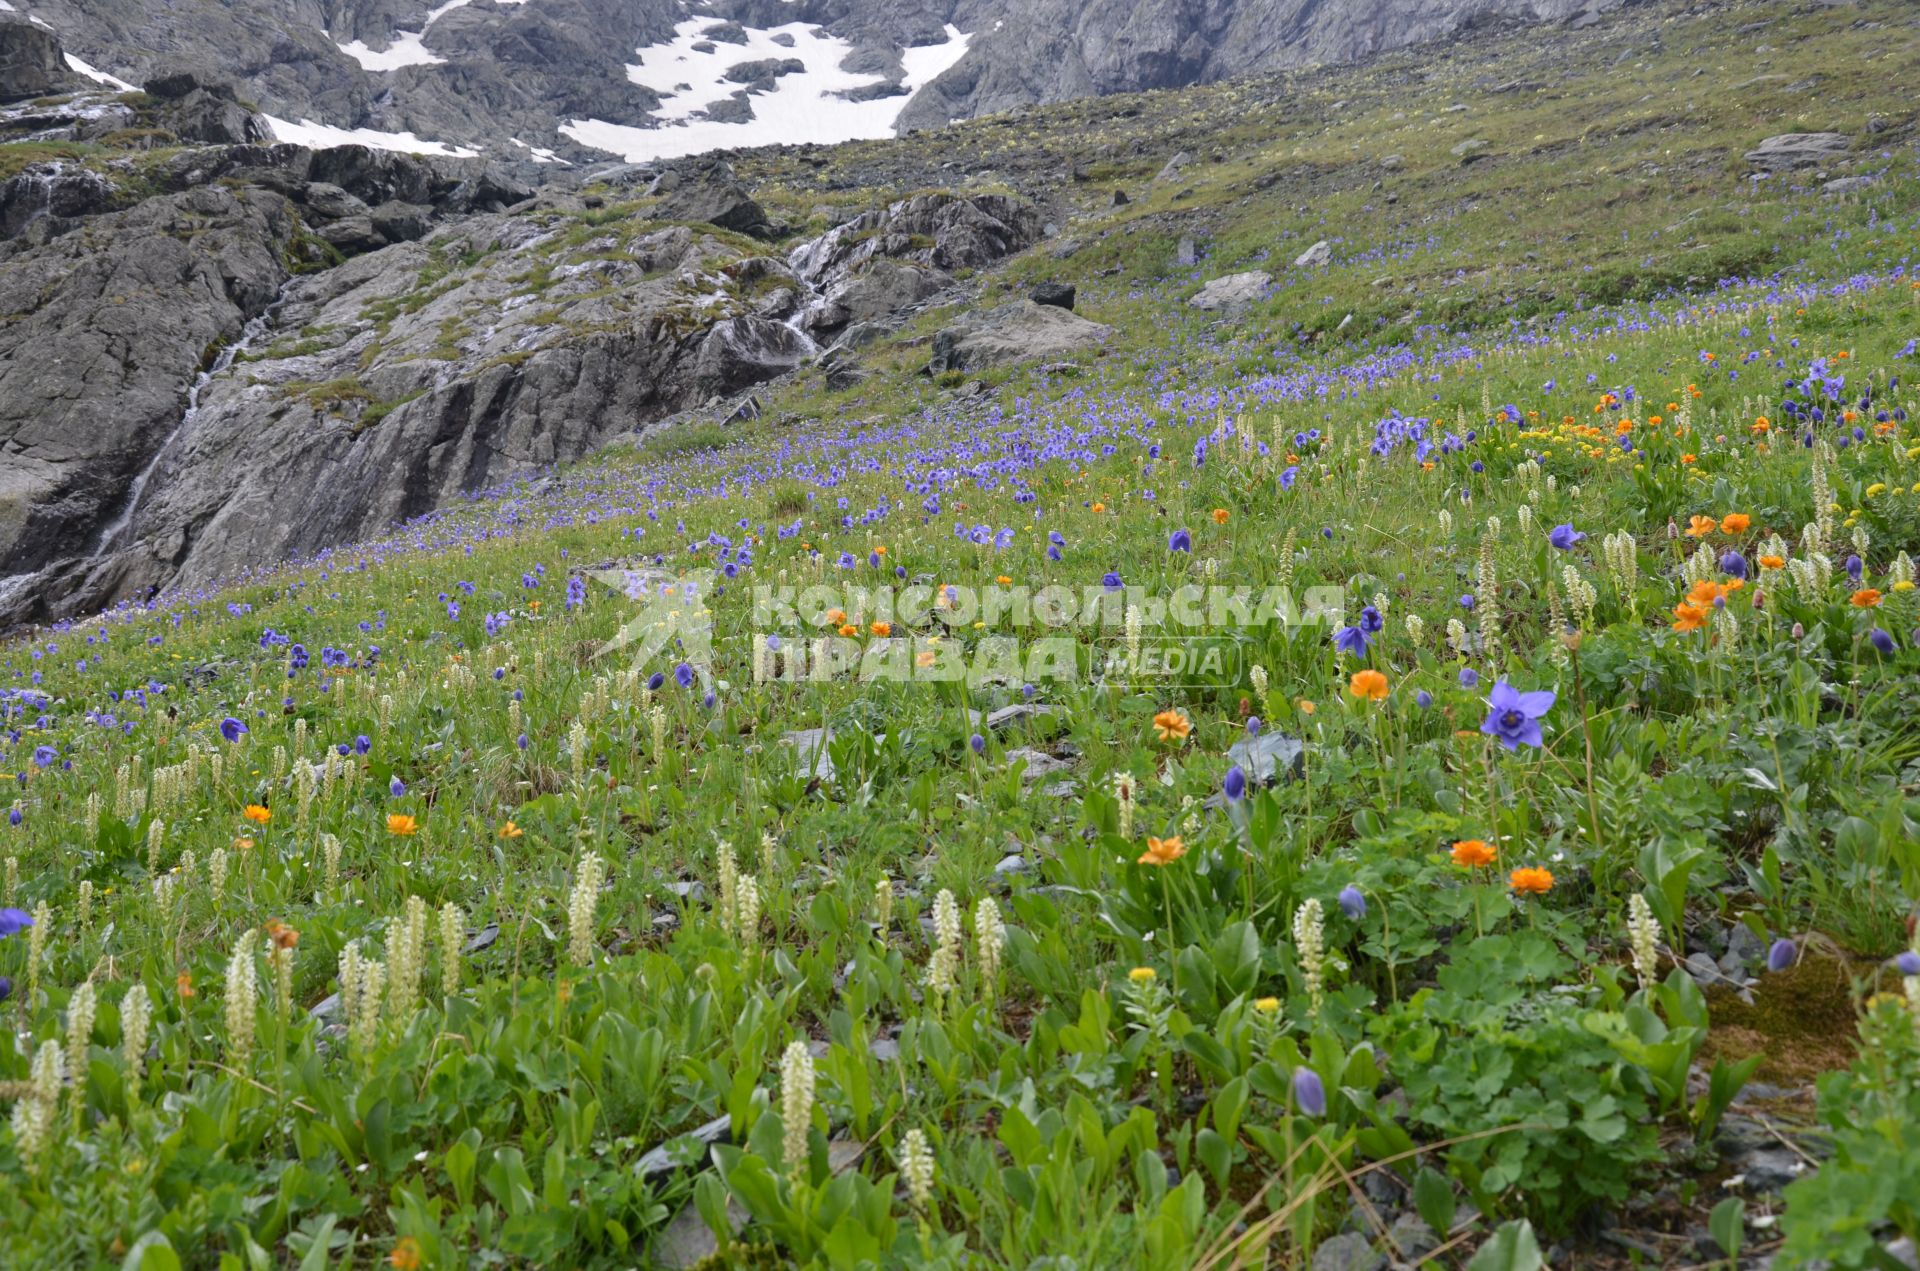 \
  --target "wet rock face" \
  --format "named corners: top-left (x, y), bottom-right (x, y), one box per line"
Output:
top-left (0, 186), bottom-right (296, 621)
